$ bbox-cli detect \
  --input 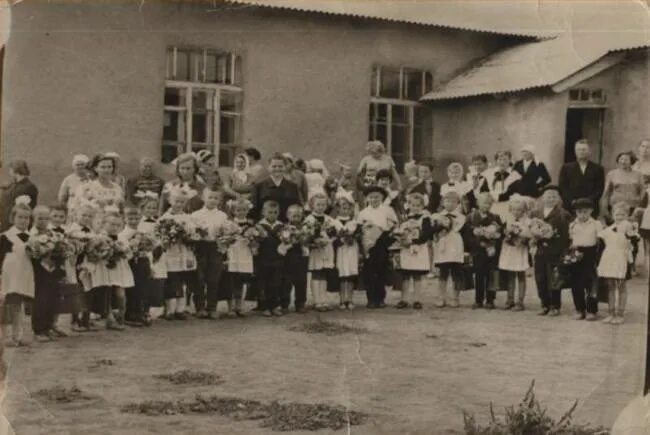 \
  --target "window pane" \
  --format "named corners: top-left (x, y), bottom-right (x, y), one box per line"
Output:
top-left (379, 67), bottom-right (400, 98)
top-left (217, 55), bottom-right (228, 84)
top-left (176, 50), bottom-right (191, 81)
top-left (370, 66), bottom-right (379, 97)
top-left (391, 125), bottom-right (409, 172)
top-left (403, 69), bottom-right (423, 100)
top-left (205, 53), bottom-right (218, 83)
top-left (162, 144), bottom-right (182, 164)
top-left (220, 115), bottom-right (237, 144)
top-left (191, 143), bottom-right (208, 153)
top-left (375, 124), bottom-right (387, 147)
top-left (370, 103), bottom-right (388, 122)
top-left (192, 89), bottom-right (214, 110)
top-left (392, 105), bottom-right (408, 124)
top-left (166, 48), bottom-right (174, 80)
top-left (163, 110), bottom-right (186, 142)
top-left (424, 71), bottom-right (433, 93)
top-left (221, 91), bottom-right (241, 113)
top-left (165, 87), bottom-right (186, 106)
top-left (192, 111), bottom-right (214, 143)
top-left (413, 107), bottom-right (433, 162)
